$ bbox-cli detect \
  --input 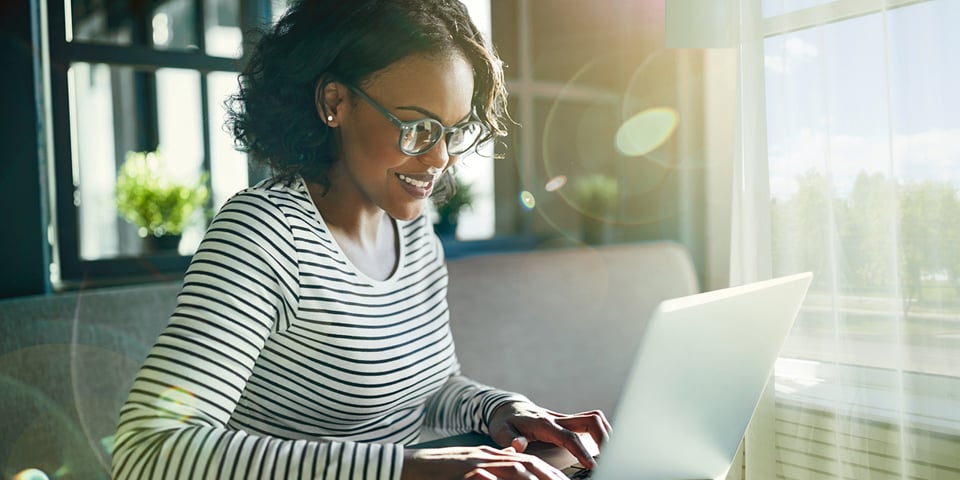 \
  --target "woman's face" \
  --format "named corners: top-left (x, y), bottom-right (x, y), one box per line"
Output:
top-left (328, 52), bottom-right (475, 221)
